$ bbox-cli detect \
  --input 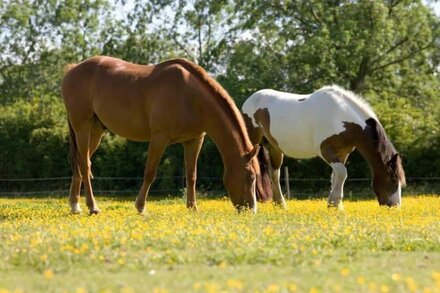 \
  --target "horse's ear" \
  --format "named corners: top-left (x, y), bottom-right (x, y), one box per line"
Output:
top-left (390, 153), bottom-right (399, 164)
top-left (246, 145), bottom-right (260, 161)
